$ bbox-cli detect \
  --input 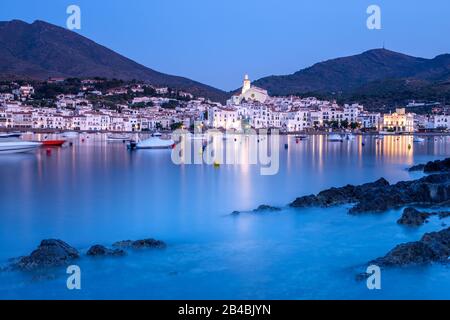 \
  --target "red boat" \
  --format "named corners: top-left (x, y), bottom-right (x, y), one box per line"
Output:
top-left (42, 140), bottom-right (66, 147)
